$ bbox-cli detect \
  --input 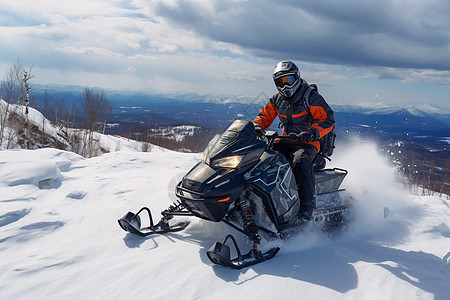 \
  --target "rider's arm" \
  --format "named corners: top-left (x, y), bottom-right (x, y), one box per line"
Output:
top-left (308, 92), bottom-right (335, 139)
top-left (253, 97), bottom-right (278, 130)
